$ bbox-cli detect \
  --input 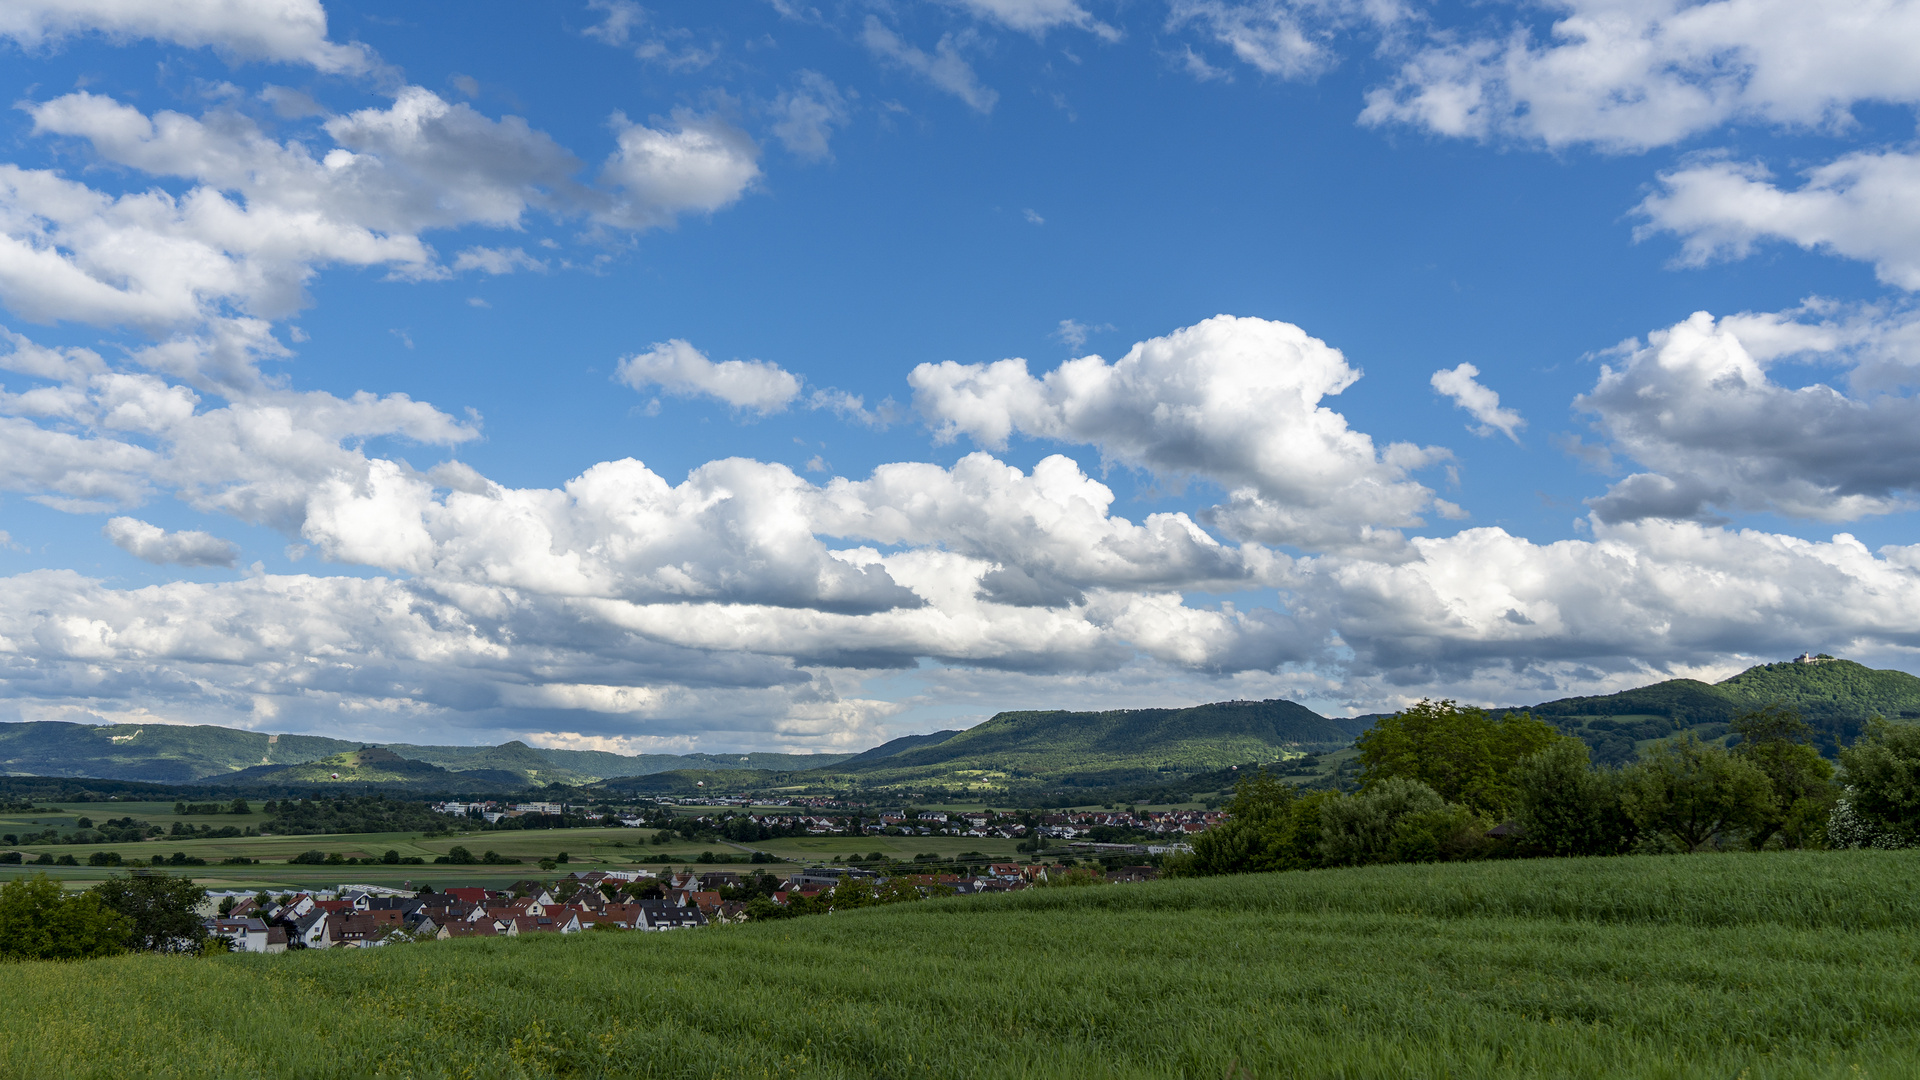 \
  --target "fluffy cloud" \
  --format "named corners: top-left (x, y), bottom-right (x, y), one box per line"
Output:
top-left (910, 315), bottom-right (1454, 550)
top-left (1312, 520), bottom-right (1920, 685)
top-left (1431, 363), bottom-right (1524, 441)
top-left (1361, 0), bottom-right (1920, 151)
top-left (1638, 152), bottom-right (1920, 290)
top-left (5, 88), bottom-right (760, 389)
top-left (597, 111), bottom-right (761, 228)
top-left (102, 517), bottom-right (238, 567)
top-left (862, 17), bottom-right (1000, 113)
top-left (615, 339), bottom-right (803, 414)
top-left (0, 0), bottom-right (374, 73)
top-left (1577, 309), bottom-right (1920, 523)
